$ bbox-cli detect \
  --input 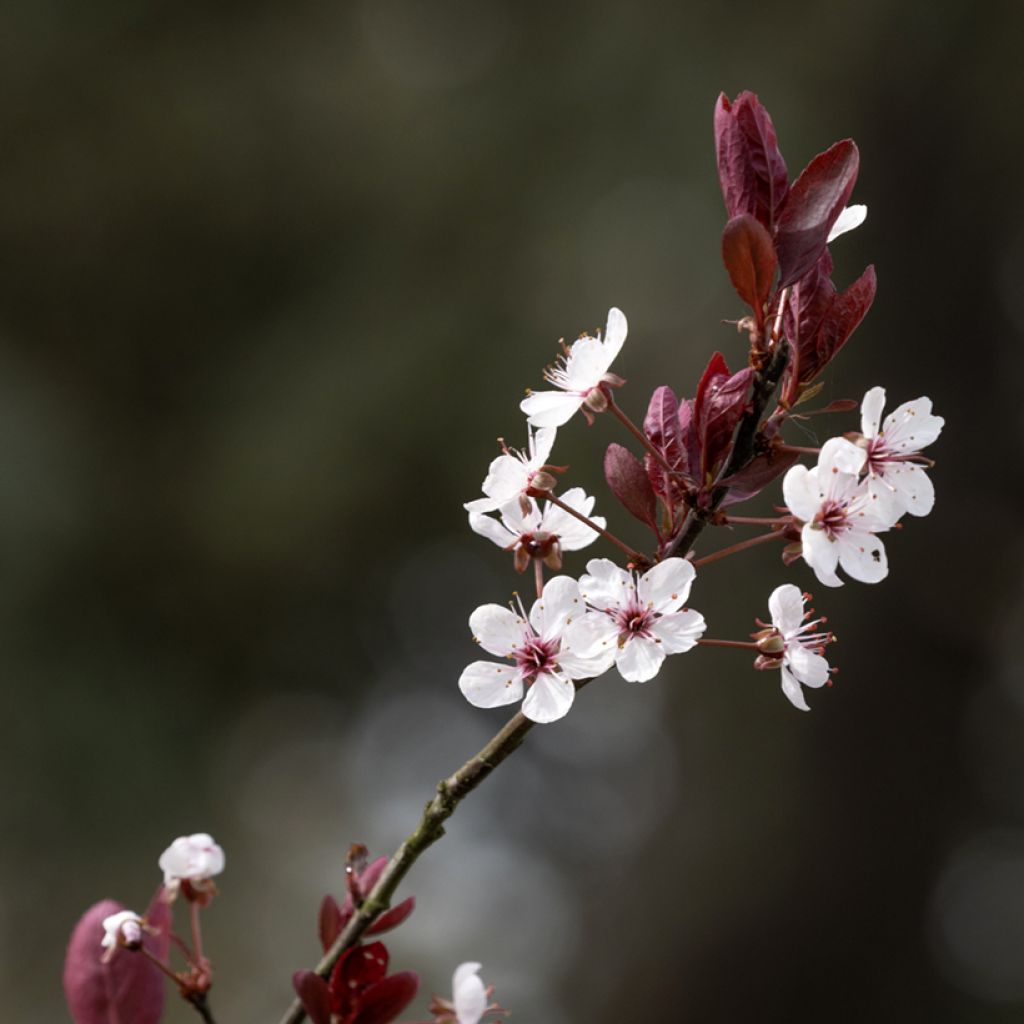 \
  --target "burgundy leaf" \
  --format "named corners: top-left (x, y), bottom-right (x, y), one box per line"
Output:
top-left (776, 140), bottom-right (859, 287)
top-left (319, 895), bottom-right (344, 953)
top-left (604, 443), bottom-right (658, 531)
top-left (365, 897), bottom-right (415, 937)
top-left (677, 399), bottom-right (701, 479)
top-left (721, 214), bottom-right (777, 315)
top-left (643, 386), bottom-right (689, 499)
top-left (701, 367), bottom-right (755, 478)
top-left (330, 941), bottom-right (390, 1015)
top-left (714, 92), bottom-right (789, 230)
top-left (340, 855), bottom-right (389, 919)
top-left (63, 899), bottom-right (166, 1024)
top-left (720, 447), bottom-right (801, 506)
top-left (813, 264), bottom-right (877, 375)
top-left (353, 971), bottom-right (420, 1024)
top-left (293, 971), bottom-right (332, 1024)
